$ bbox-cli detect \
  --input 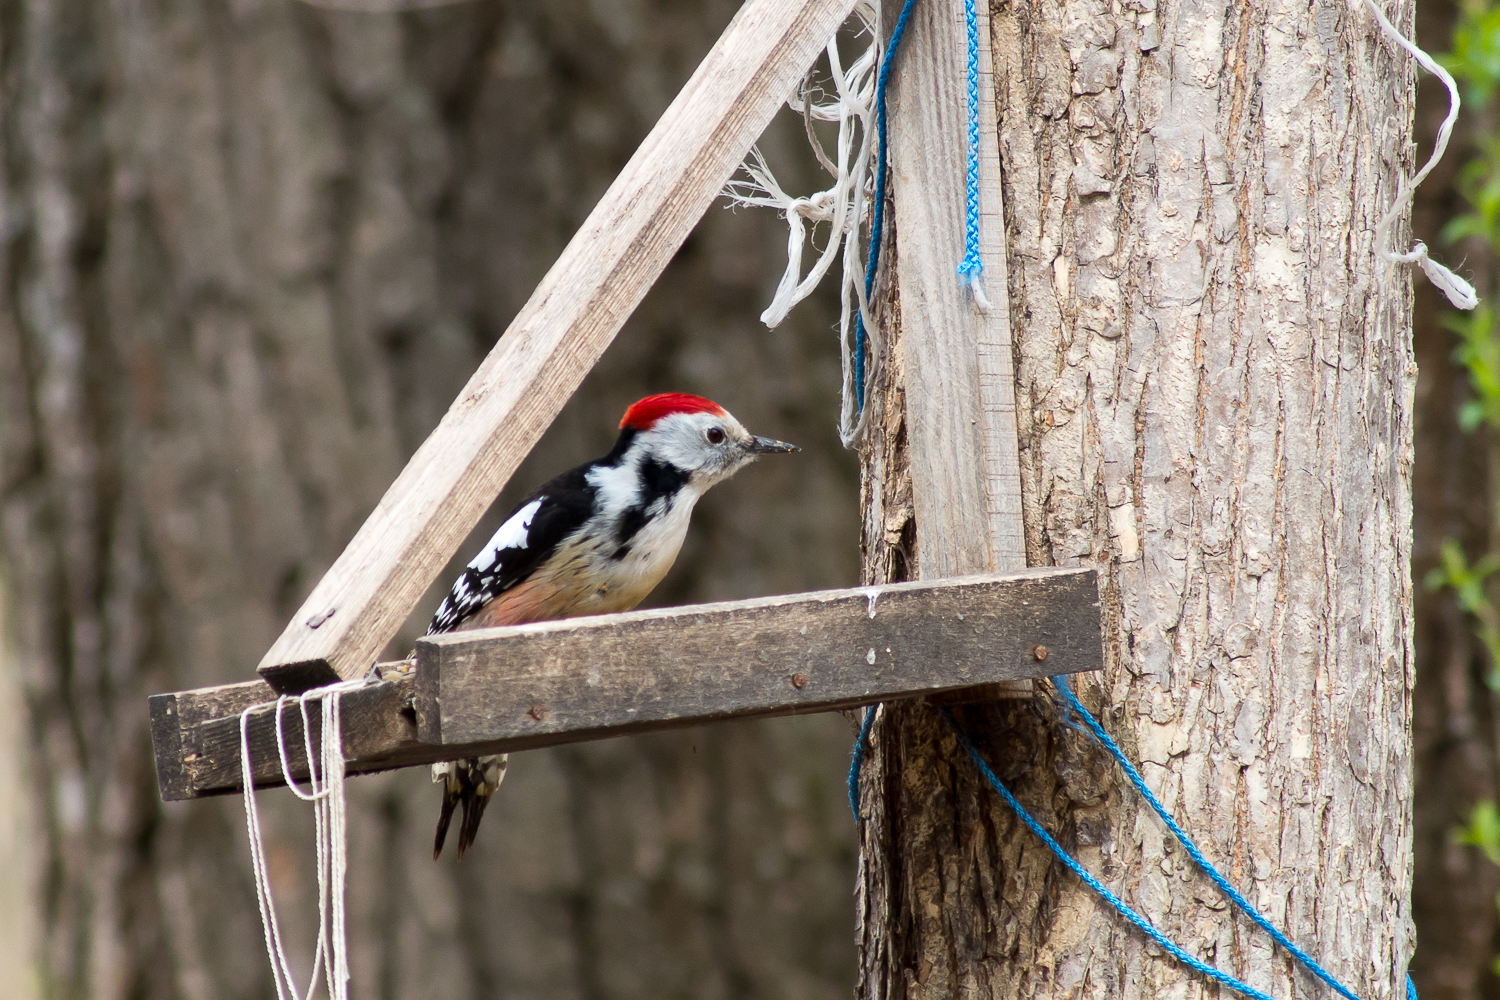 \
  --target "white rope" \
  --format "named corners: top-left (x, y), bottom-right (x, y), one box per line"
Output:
top-left (241, 679), bottom-right (367, 1000)
top-left (723, 3), bottom-right (882, 445)
top-left (1363, 0), bottom-right (1479, 310)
